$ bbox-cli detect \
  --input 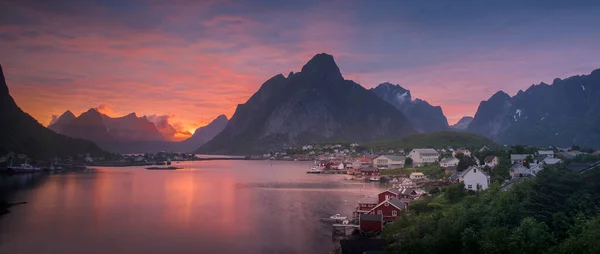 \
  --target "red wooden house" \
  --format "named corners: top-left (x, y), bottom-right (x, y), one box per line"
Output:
top-left (360, 166), bottom-right (379, 176)
top-left (377, 188), bottom-right (419, 203)
top-left (357, 197), bottom-right (378, 214)
top-left (377, 188), bottom-right (400, 203)
top-left (359, 214), bottom-right (383, 232)
top-left (367, 197), bottom-right (408, 222)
